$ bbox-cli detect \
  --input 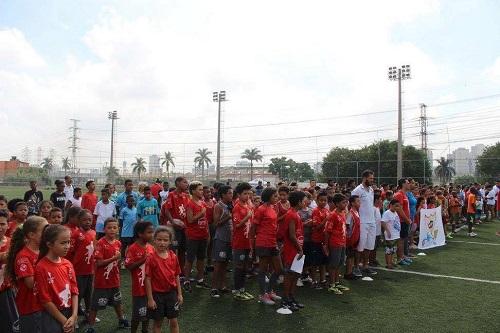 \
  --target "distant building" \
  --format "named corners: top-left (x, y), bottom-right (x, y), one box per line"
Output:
top-left (149, 155), bottom-right (161, 176)
top-left (447, 144), bottom-right (485, 176)
top-left (0, 156), bottom-right (29, 178)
